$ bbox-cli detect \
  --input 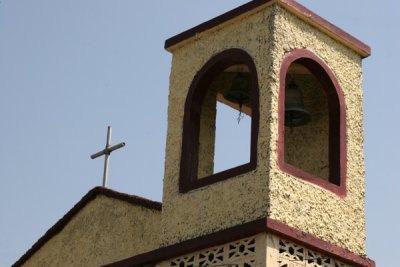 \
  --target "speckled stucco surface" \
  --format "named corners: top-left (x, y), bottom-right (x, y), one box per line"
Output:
top-left (162, 2), bottom-right (366, 255)
top-left (162, 5), bottom-right (274, 246)
top-left (198, 89), bottom-right (217, 178)
top-left (268, 6), bottom-right (366, 254)
top-left (23, 195), bottom-right (161, 267)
